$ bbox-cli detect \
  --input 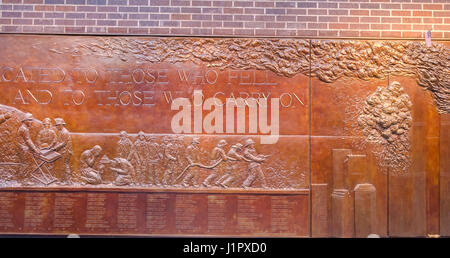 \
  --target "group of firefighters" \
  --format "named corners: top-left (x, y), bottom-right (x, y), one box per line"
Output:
top-left (0, 111), bottom-right (269, 188)
top-left (116, 132), bottom-right (270, 189)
